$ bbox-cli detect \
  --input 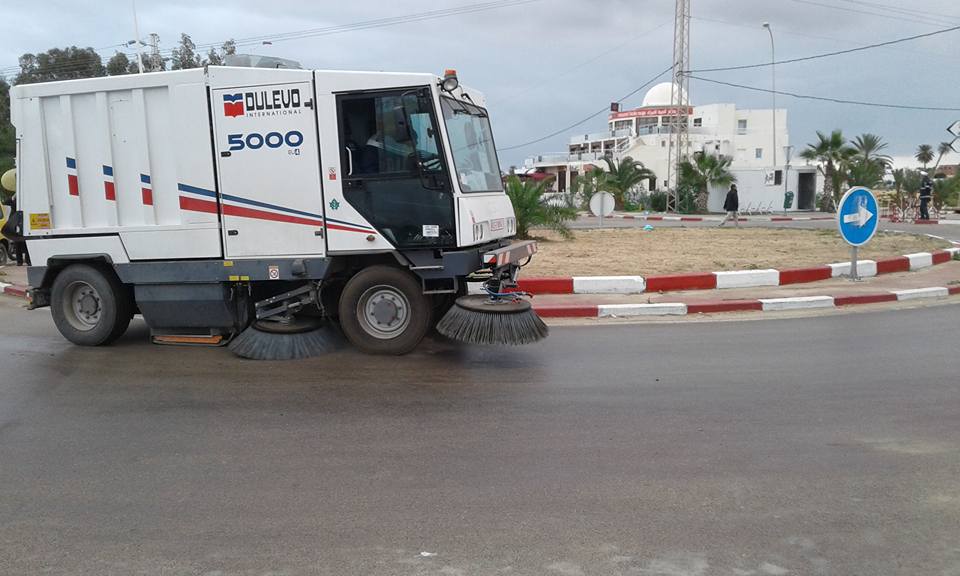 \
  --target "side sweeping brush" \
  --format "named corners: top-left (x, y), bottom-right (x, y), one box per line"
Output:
top-left (436, 294), bottom-right (548, 346)
top-left (228, 316), bottom-right (344, 360)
